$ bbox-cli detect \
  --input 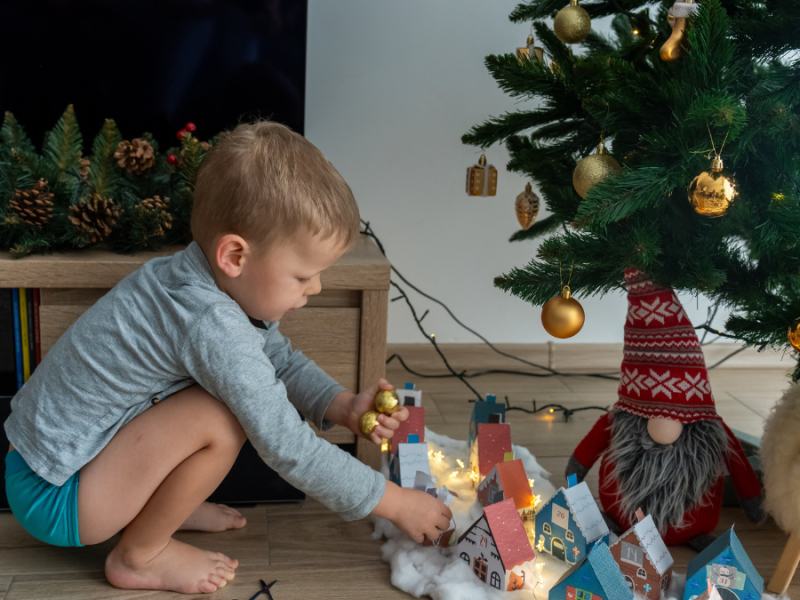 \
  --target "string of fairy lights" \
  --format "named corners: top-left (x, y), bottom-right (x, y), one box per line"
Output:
top-left (361, 220), bottom-right (749, 421)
